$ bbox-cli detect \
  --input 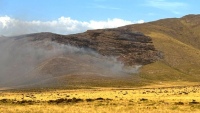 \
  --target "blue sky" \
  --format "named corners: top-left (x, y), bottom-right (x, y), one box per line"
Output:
top-left (0, 0), bottom-right (200, 36)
